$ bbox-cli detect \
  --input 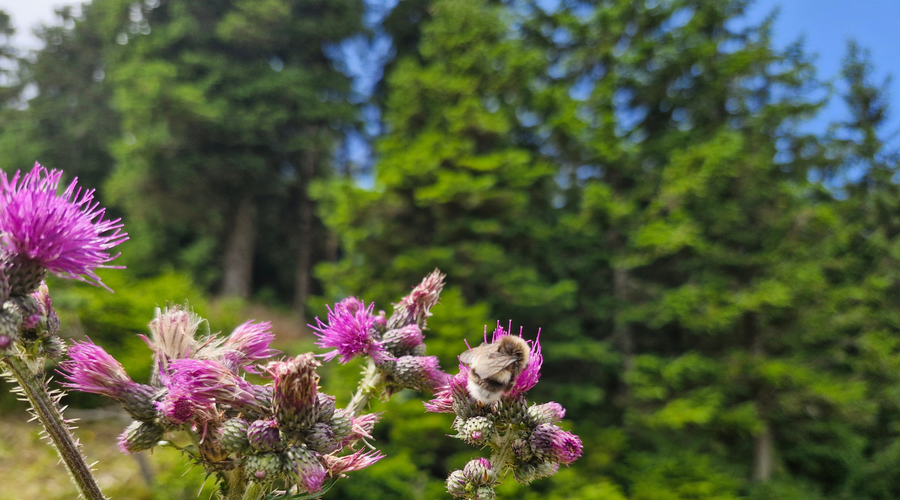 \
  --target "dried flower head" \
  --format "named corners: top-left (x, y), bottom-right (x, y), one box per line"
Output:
top-left (221, 320), bottom-right (279, 372)
top-left (267, 353), bottom-right (321, 431)
top-left (388, 269), bottom-right (445, 329)
top-left (0, 163), bottom-right (127, 292)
